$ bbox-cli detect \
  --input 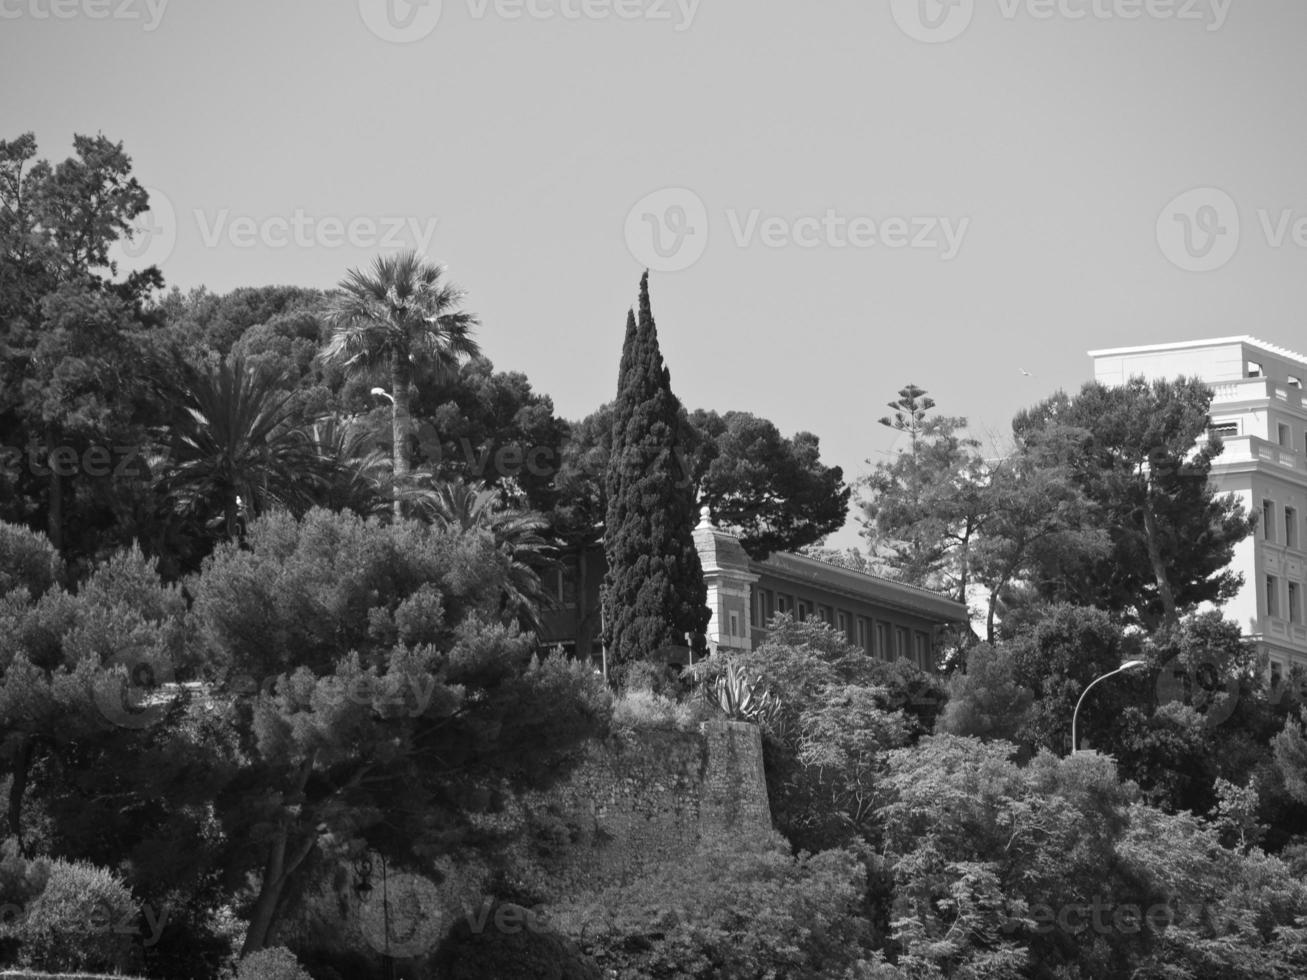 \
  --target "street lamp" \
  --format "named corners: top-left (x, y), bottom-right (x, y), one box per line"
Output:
top-left (370, 386), bottom-right (395, 404)
top-left (1070, 660), bottom-right (1146, 754)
